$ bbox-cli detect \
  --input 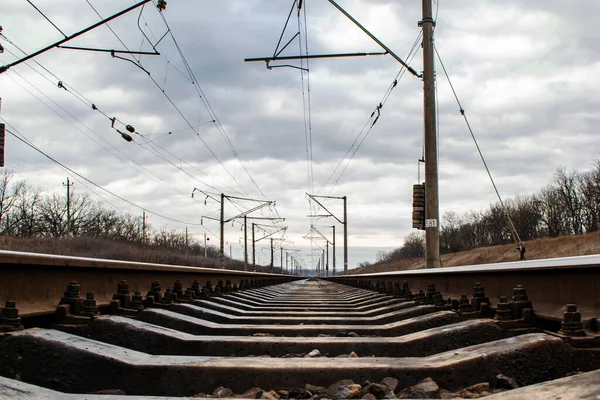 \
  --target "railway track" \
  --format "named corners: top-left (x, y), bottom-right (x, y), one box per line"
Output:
top-left (1, 251), bottom-right (600, 399)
